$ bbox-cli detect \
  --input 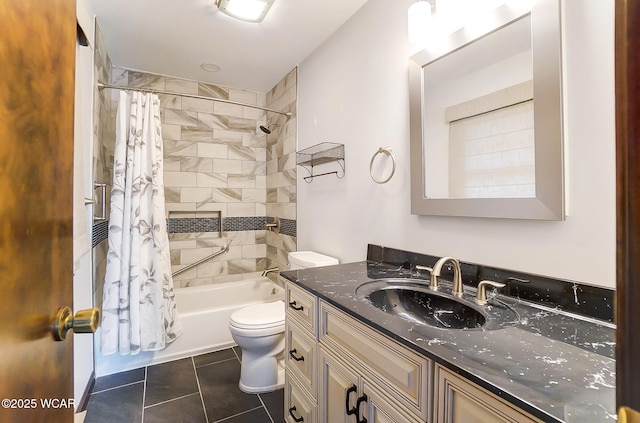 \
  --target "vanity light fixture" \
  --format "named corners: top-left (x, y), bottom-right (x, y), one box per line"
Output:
top-left (410, 0), bottom-right (510, 46)
top-left (408, 0), bottom-right (433, 45)
top-left (215, 0), bottom-right (275, 23)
